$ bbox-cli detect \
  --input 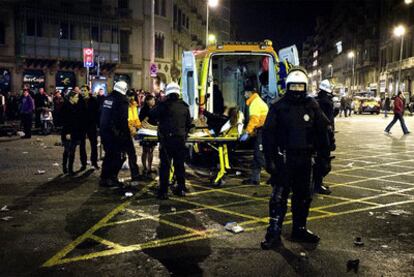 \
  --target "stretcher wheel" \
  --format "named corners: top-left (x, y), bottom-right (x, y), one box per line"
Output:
top-left (211, 178), bottom-right (223, 187)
